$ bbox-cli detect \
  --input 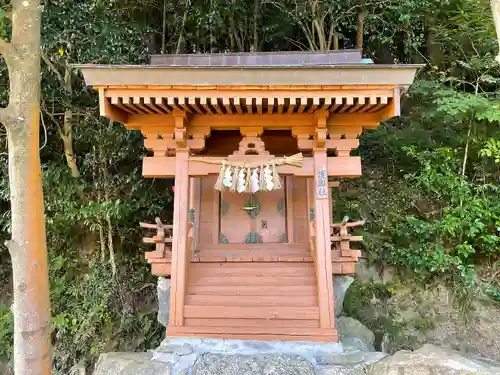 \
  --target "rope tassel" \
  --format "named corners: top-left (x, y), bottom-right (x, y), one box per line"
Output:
top-left (272, 162), bottom-right (282, 190)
